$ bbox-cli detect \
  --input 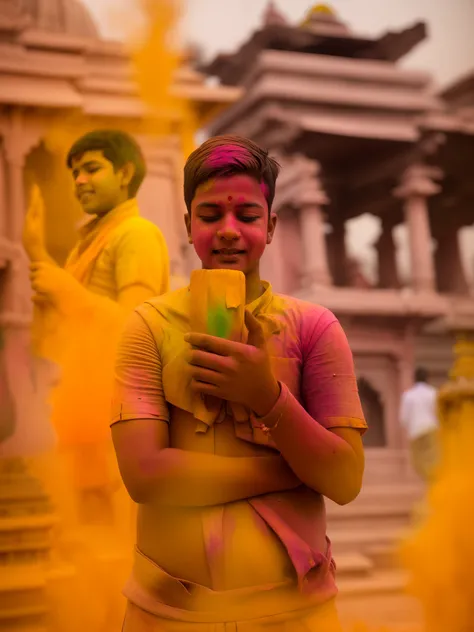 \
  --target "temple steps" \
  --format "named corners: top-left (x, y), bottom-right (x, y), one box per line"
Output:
top-left (334, 552), bottom-right (374, 577)
top-left (326, 482), bottom-right (424, 517)
top-left (0, 607), bottom-right (47, 621)
top-left (0, 565), bottom-right (45, 592)
top-left (328, 480), bottom-right (423, 556)
top-left (330, 525), bottom-right (409, 556)
top-left (338, 568), bottom-right (407, 596)
top-left (0, 565), bottom-right (47, 631)
top-left (327, 479), bottom-right (425, 629)
top-left (328, 502), bottom-right (415, 521)
top-left (0, 628), bottom-right (47, 632)
top-left (0, 460), bottom-right (56, 630)
top-left (365, 543), bottom-right (400, 570)
top-left (337, 570), bottom-right (423, 631)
